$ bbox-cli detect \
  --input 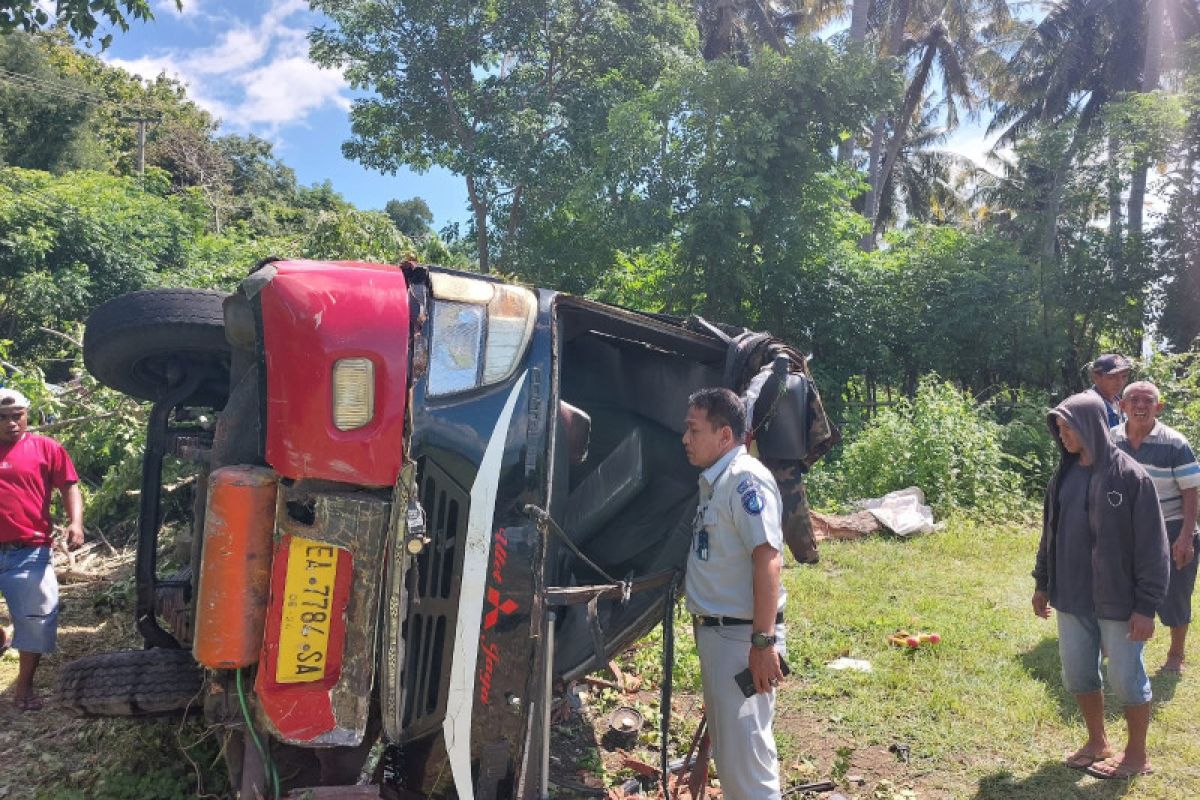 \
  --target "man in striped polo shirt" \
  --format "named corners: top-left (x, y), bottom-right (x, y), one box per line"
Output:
top-left (1115, 381), bottom-right (1200, 674)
